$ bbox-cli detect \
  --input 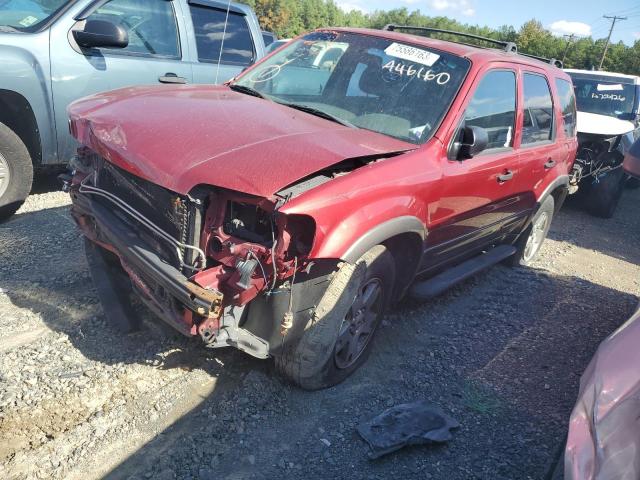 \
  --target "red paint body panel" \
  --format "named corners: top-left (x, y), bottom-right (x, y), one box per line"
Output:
top-left (68, 29), bottom-right (577, 264)
top-left (68, 85), bottom-right (415, 197)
